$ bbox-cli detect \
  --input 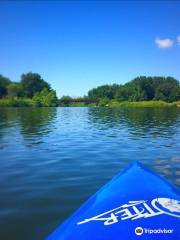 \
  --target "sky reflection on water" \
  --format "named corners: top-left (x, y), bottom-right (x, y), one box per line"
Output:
top-left (0, 107), bottom-right (180, 240)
